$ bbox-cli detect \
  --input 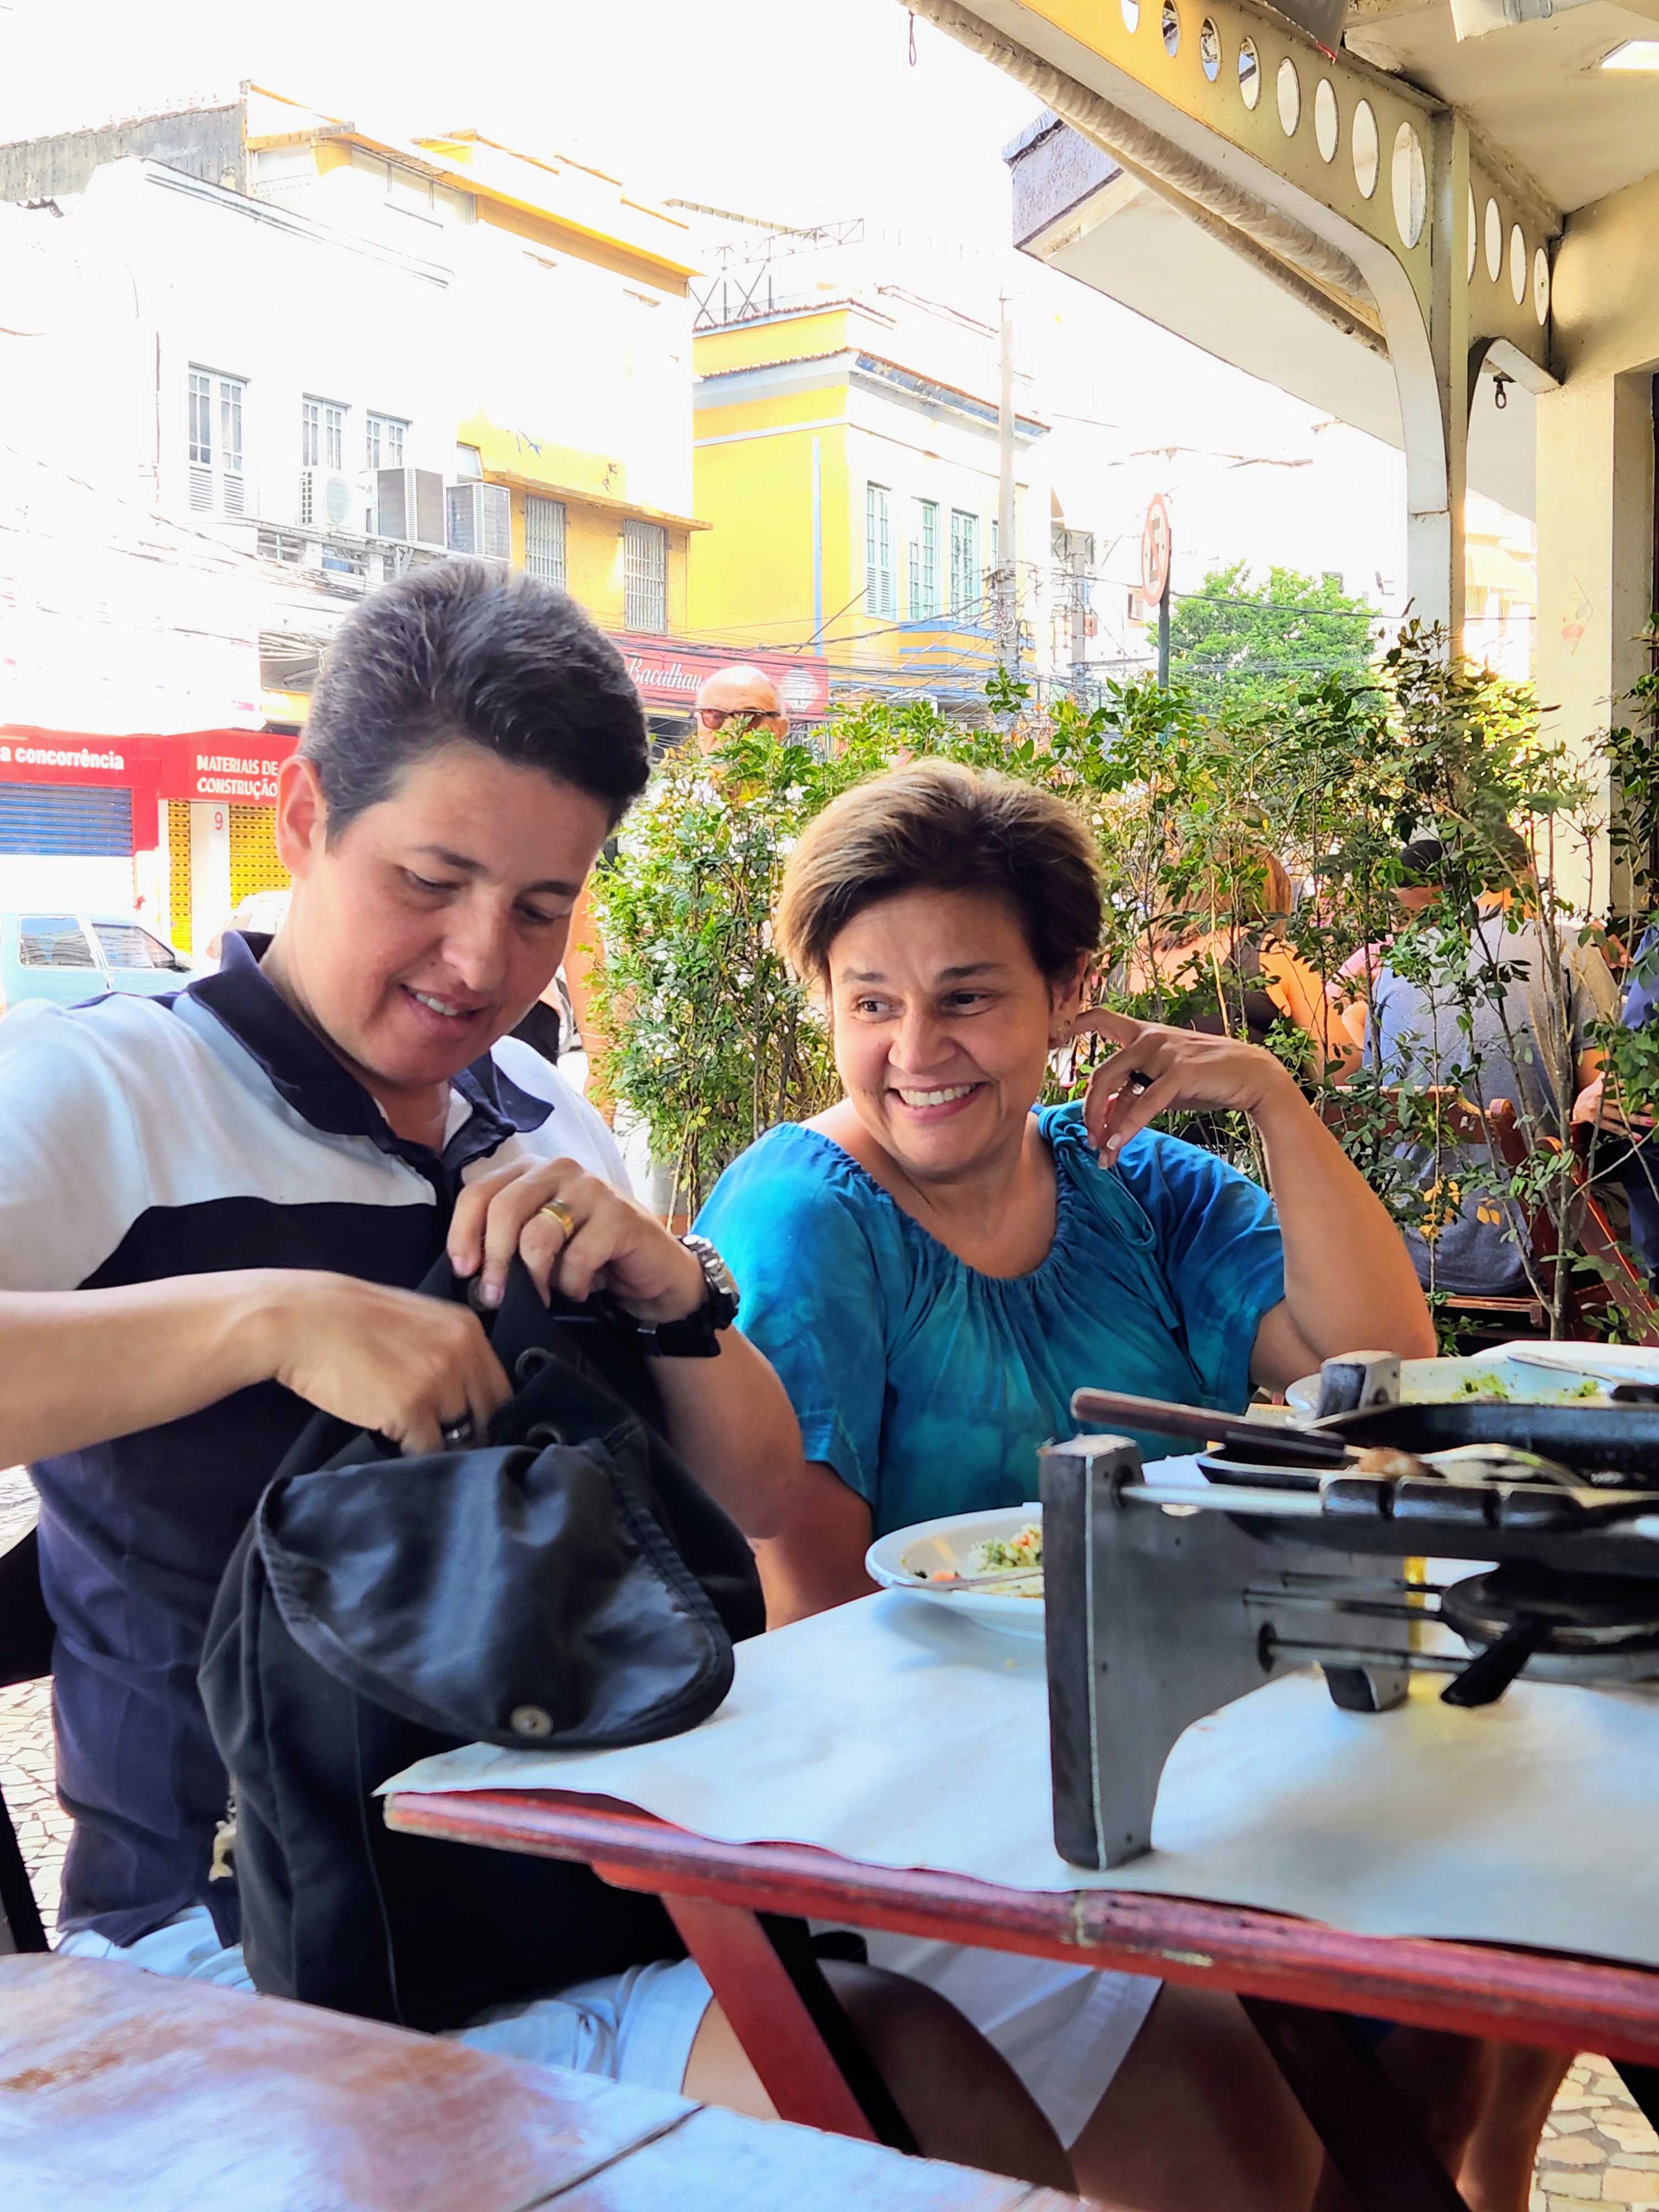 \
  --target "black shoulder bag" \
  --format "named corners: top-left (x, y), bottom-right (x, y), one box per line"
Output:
top-left (198, 1256), bottom-right (764, 2032)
